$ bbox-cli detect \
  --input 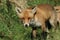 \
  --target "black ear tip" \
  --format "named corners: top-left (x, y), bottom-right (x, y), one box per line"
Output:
top-left (27, 6), bottom-right (35, 9)
top-left (32, 6), bottom-right (35, 9)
